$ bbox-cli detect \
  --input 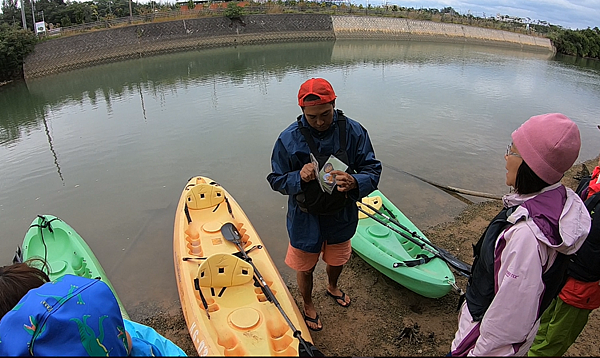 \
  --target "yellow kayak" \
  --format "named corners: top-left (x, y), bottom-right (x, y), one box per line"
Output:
top-left (173, 176), bottom-right (315, 356)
